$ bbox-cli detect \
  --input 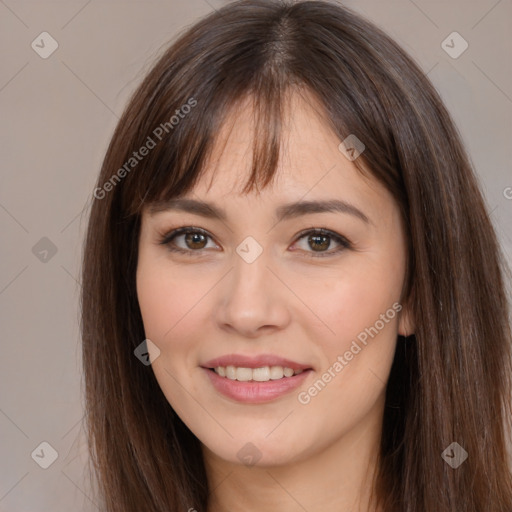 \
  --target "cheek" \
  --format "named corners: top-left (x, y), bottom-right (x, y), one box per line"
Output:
top-left (136, 262), bottom-right (204, 410)
top-left (136, 257), bottom-right (218, 368)
top-left (137, 271), bottom-right (175, 339)
top-left (136, 258), bottom-right (196, 347)
top-left (294, 269), bottom-right (401, 417)
top-left (297, 256), bottom-right (403, 348)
